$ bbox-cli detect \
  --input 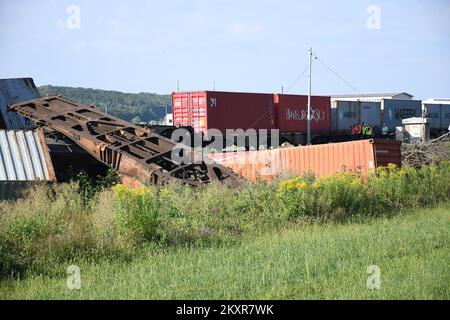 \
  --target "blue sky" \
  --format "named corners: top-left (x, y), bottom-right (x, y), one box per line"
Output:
top-left (1, 0), bottom-right (449, 99)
